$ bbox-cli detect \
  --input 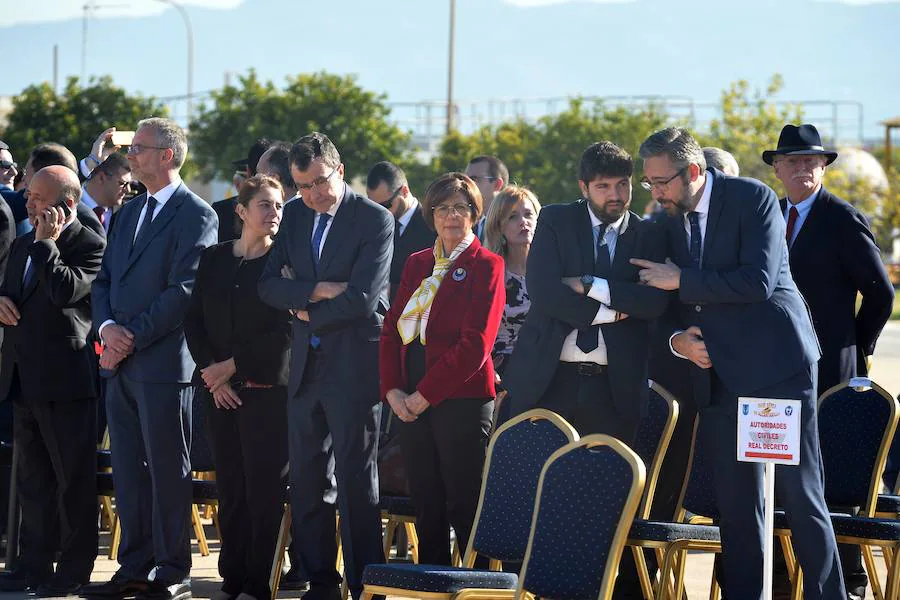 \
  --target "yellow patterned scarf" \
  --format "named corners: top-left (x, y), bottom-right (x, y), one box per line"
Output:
top-left (398, 233), bottom-right (475, 345)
